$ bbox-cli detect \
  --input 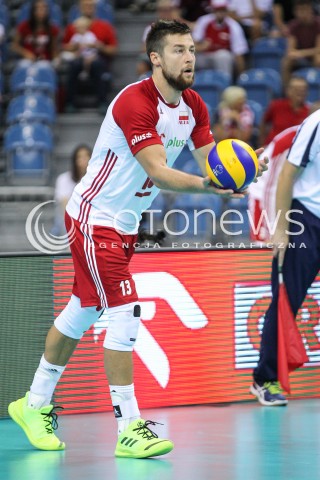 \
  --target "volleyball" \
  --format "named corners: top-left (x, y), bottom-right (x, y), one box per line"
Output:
top-left (206, 139), bottom-right (259, 191)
